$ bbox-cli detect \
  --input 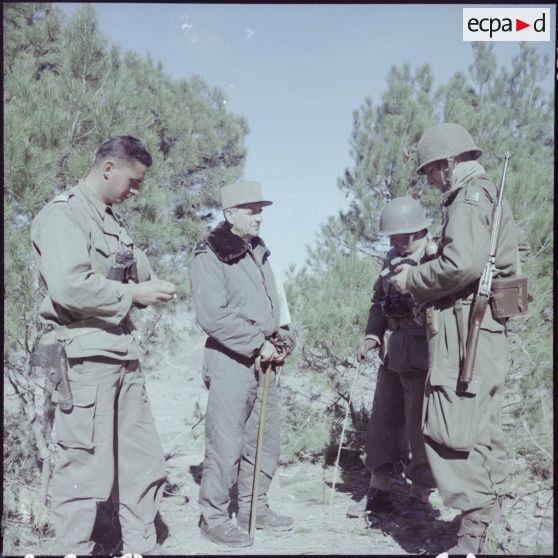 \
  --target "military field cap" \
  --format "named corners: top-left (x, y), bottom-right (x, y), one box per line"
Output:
top-left (220, 181), bottom-right (273, 209)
